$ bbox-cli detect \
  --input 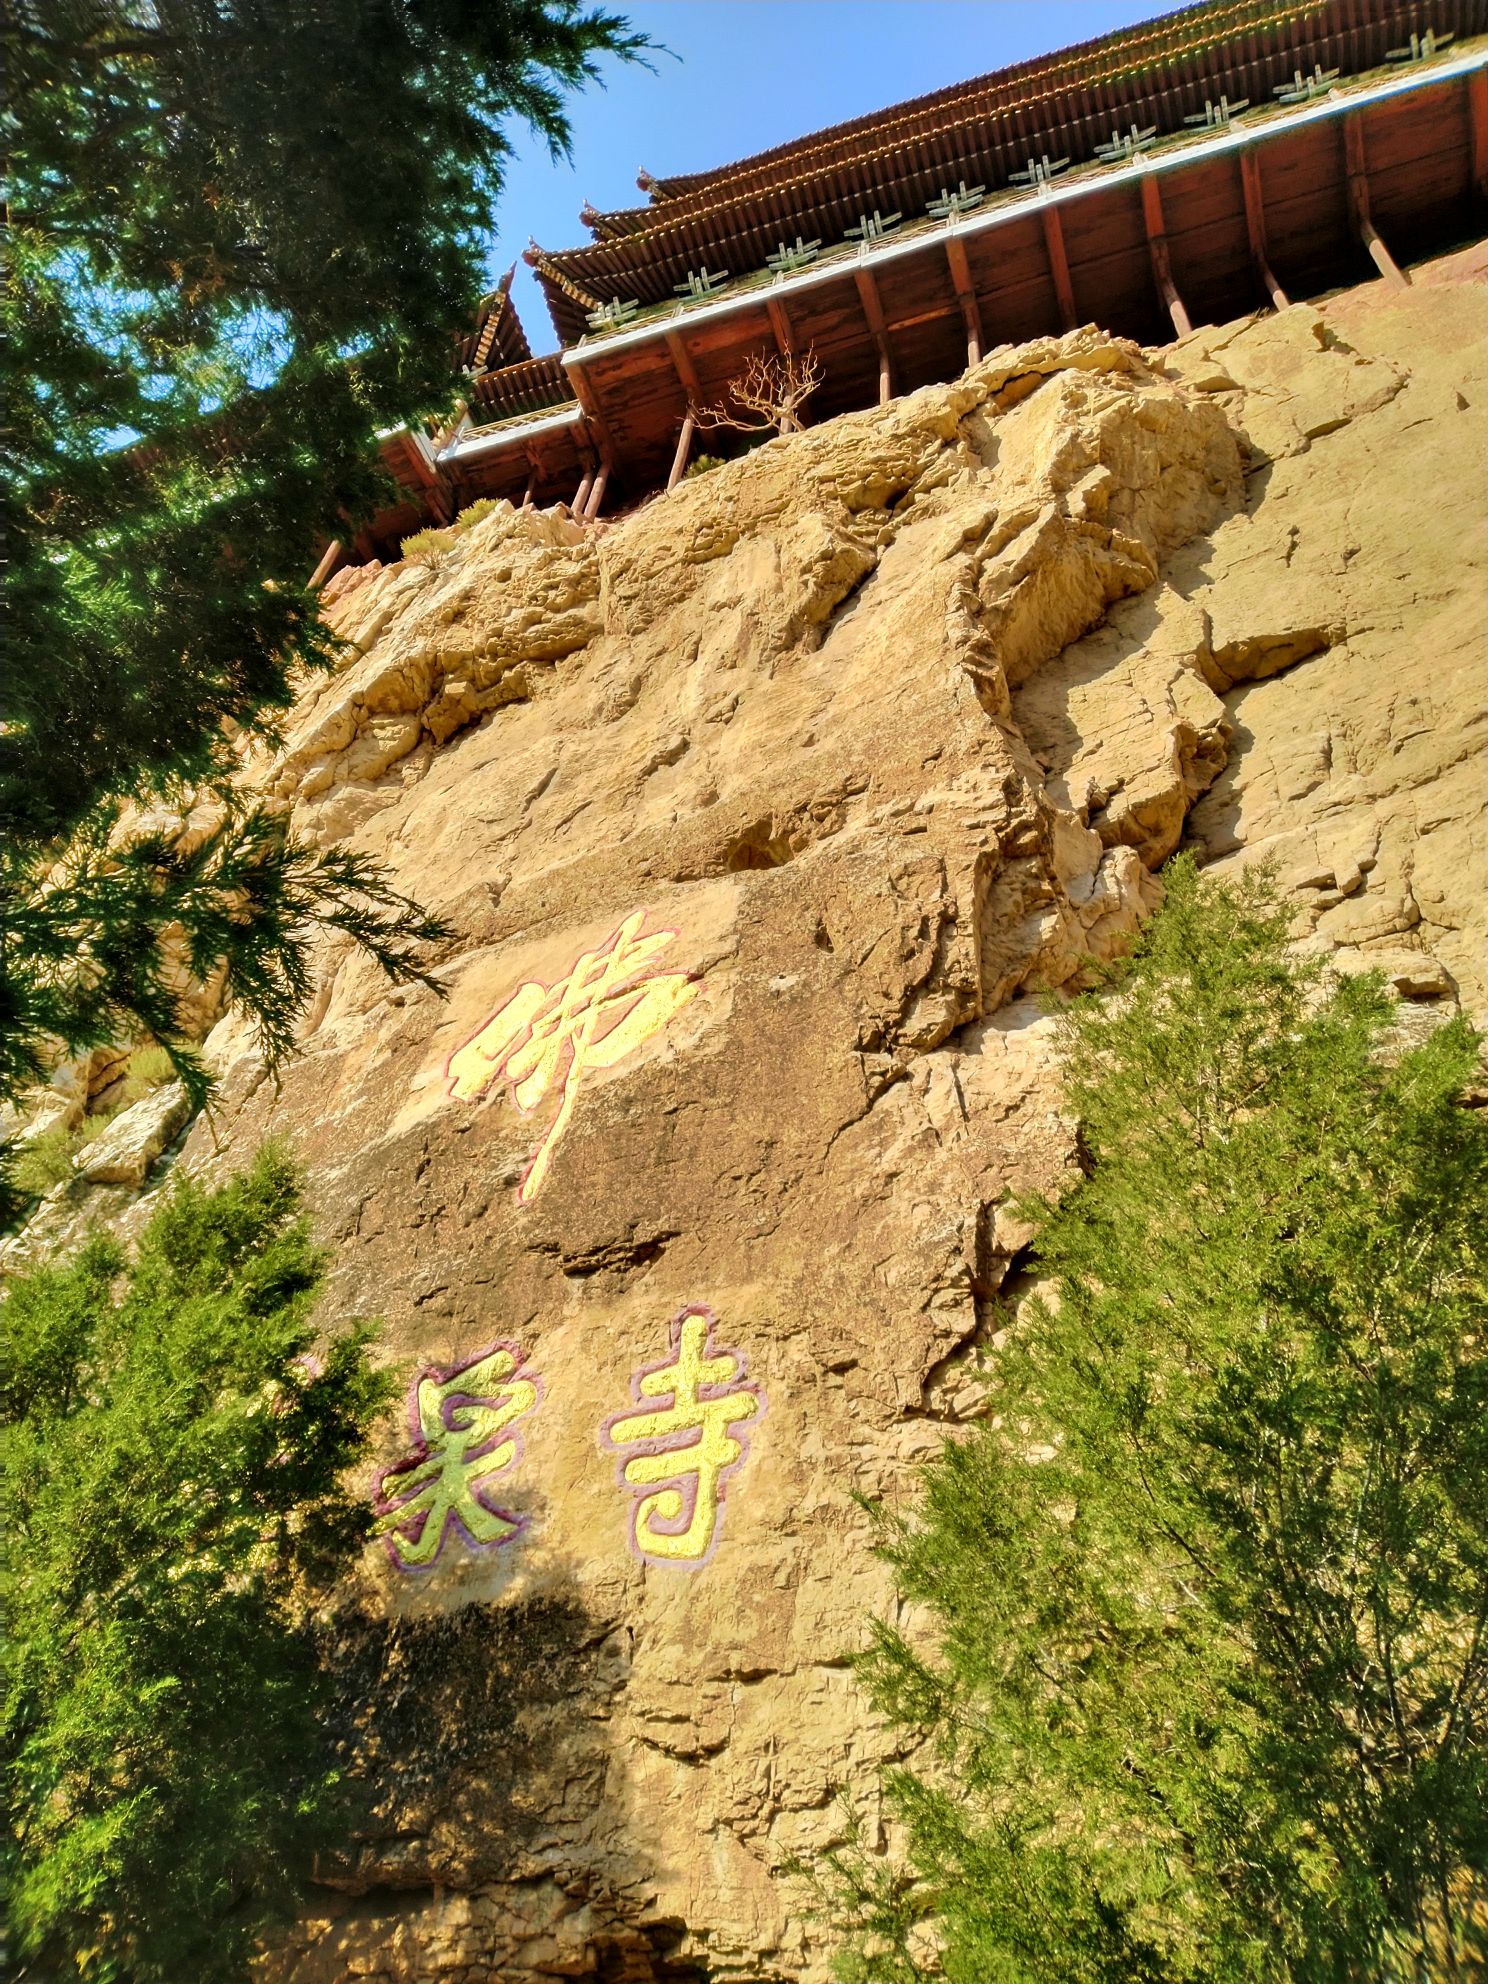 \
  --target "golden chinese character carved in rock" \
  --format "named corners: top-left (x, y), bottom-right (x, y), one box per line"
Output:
top-left (446, 911), bottom-right (699, 1204)
top-left (602, 1305), bottom-right (764, 1567)
top-left (375, 1343), bottom-right (541, 1572)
